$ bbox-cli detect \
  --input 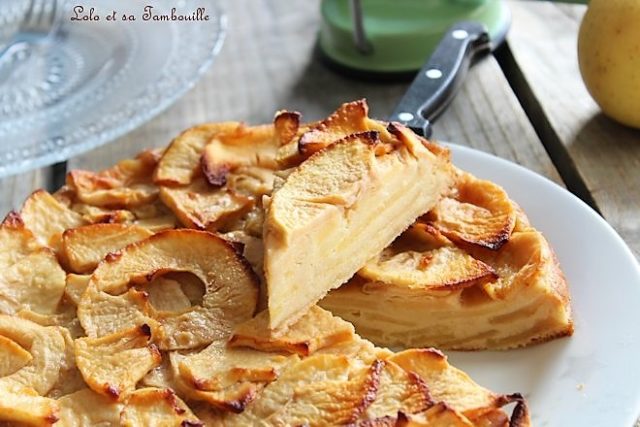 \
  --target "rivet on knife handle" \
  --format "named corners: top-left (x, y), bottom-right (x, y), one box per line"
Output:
top-left (390, 21), bottom-right (491, 138)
